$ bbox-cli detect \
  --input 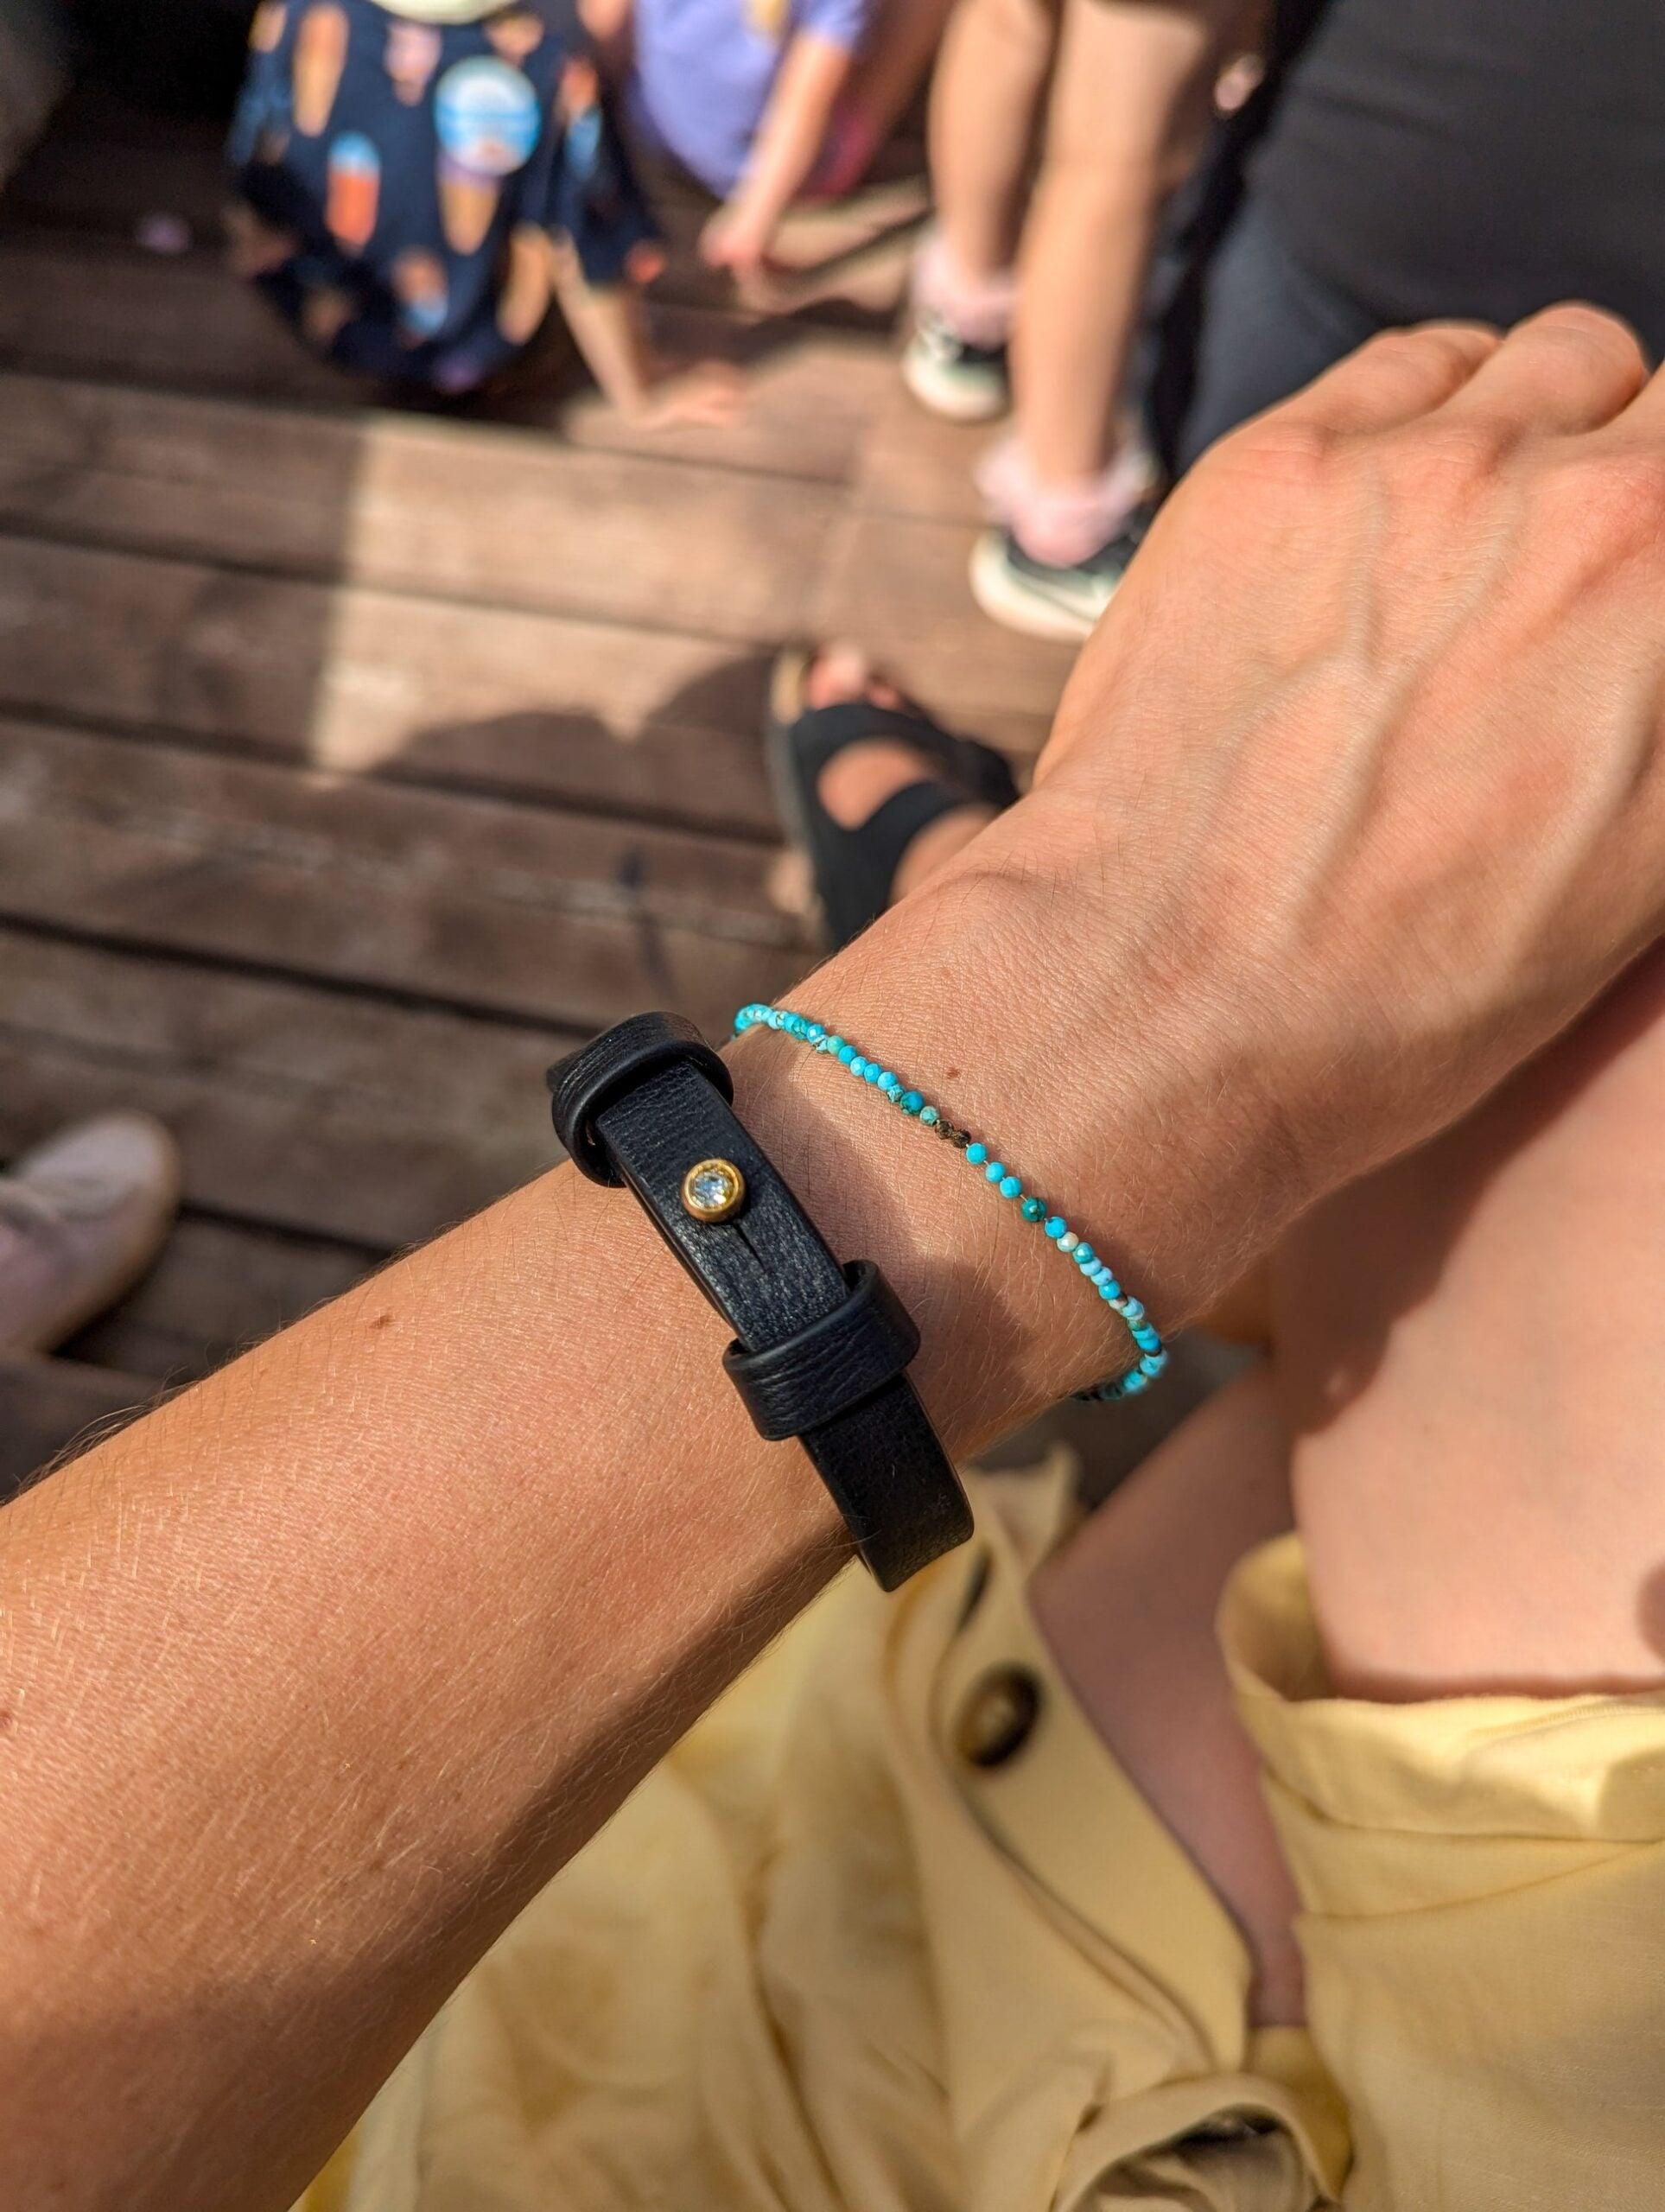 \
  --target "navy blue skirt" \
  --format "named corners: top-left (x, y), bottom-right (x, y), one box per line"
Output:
top-left (227, 0), bottom-right (658, 390)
